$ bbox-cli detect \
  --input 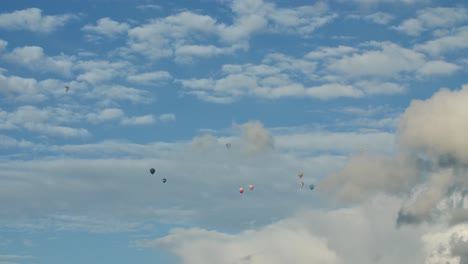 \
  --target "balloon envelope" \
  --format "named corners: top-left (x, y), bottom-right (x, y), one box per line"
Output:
top-left (162, 178), bottom-right (167, 183)
top-left (248, 184), bottom-right (254, 191)
top-left (298, 172), bottom-right (303, 179)
top-left (310, 184), bottom-right (314, 190)
top-left (150, 168), bottom-right (155, 175)
top-left (300, 181), bottom-right (304, 187)
top-left (239, 187), bottom-right (244, 194)
top-left (226, 143), bottom-right (231, 149)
